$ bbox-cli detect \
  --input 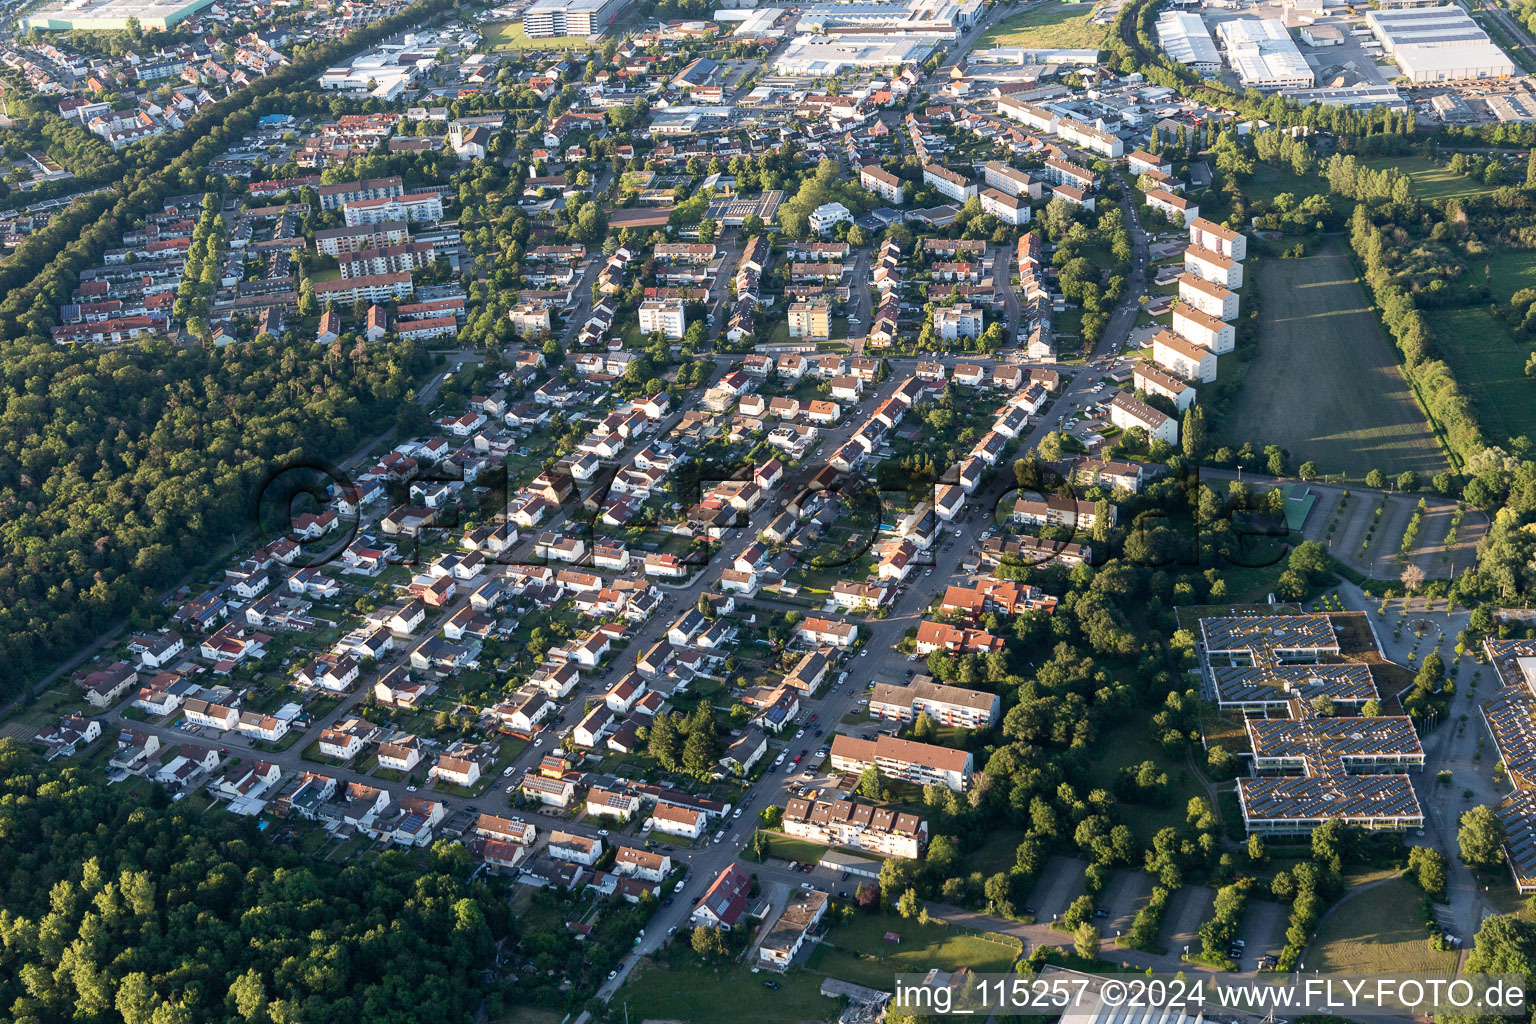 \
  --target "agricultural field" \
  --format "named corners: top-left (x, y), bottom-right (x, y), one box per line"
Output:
top-left (1310, 877), bottom-right (1458, 975)
top-left (483, 20), bottom-right (594, 50)
top-left (1361, 155), bottom-right (1498, 200)
top-left (975, 3), bottom-right (1110, 50)
top-left (1424, 249), bottom-right (1536, 445)
top-left (1217, 239), bottom-right (1448, 480)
